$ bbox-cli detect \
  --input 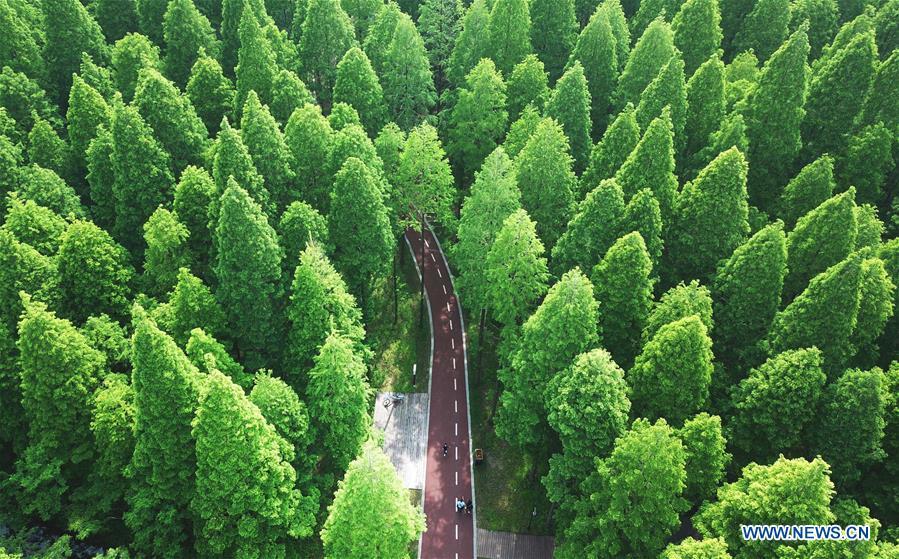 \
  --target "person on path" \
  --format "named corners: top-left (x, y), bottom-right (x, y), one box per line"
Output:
top-left (466, 499), bottom-right (473, 514)
top-left (443, 442), bottom-right (448, 457)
